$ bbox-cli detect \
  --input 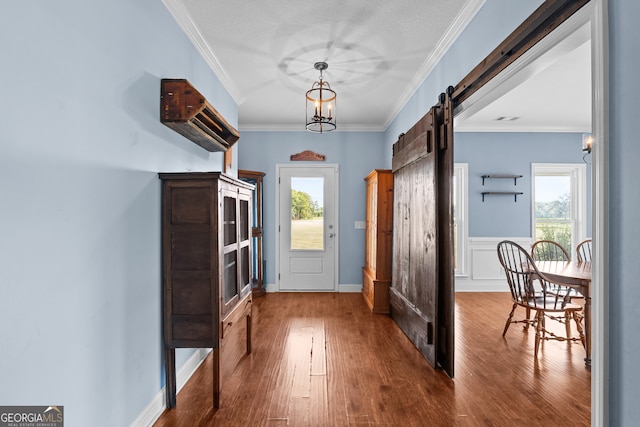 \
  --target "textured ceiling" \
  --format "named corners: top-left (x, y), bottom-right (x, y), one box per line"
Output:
top-left (173, 0), bottom-right (476, 131)
top-left (166, 0), bottom-right (591, 133)
top-left (455, 21), bottom-right (592, 133)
